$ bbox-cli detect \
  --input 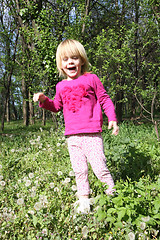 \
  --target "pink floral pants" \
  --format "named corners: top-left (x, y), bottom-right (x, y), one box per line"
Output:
top-left (67, 133), bottom-right (115, 196)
